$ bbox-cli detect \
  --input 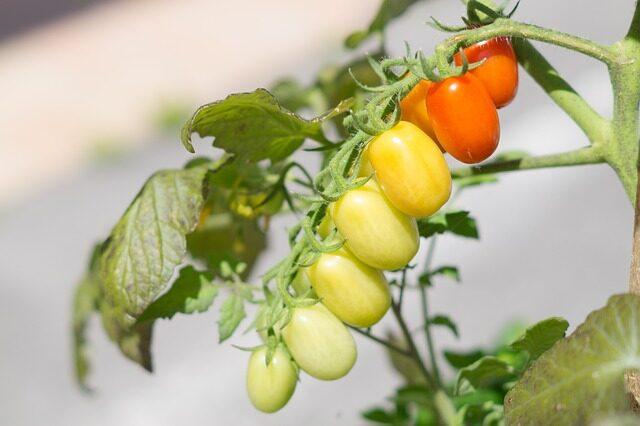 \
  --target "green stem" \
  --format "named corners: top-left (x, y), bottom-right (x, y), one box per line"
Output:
top-left (420, 238), bottom-right (442, 387)
top-left (348, 326), bottom-right (412, 358)
top-left (436, 18), bottom-right (618, 65)
top-left (391, 300), bottom-right (437, 390)
top-left (513, 39), bottom-right (609, 144)
top-left (451, 146), bottom-right (605, 179)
